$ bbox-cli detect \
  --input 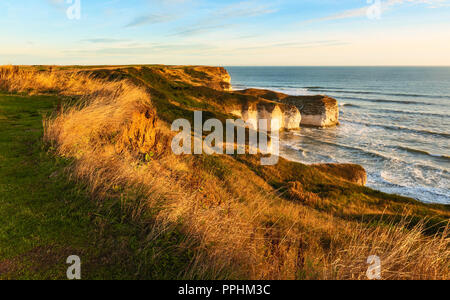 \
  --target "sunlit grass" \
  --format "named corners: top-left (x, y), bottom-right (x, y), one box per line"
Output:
top-left (0, 65), bottom-right (448, 280)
